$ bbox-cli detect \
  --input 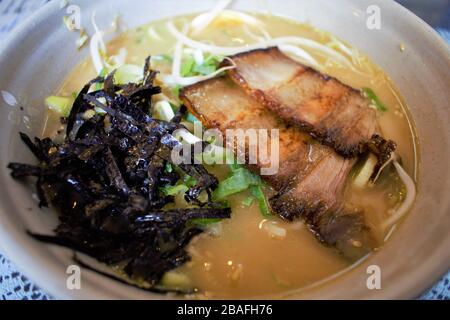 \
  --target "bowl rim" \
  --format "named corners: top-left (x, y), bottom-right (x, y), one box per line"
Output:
top-left (0, 0), bottom-right (449, 300)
